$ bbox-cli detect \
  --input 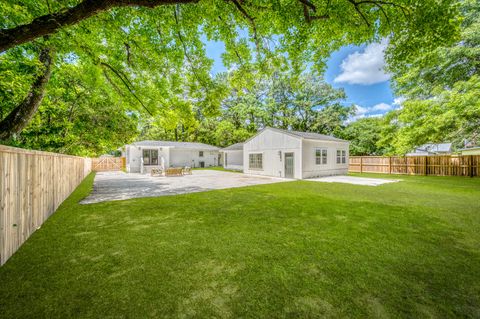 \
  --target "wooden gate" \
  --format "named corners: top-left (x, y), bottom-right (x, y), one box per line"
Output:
top-left (91, 157), bottom-right (125, 171)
